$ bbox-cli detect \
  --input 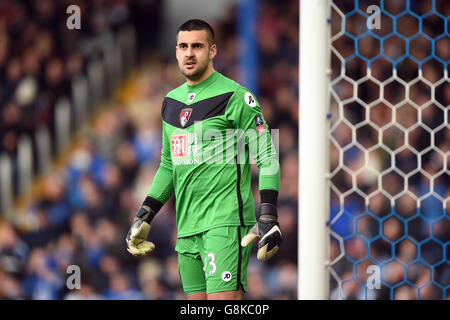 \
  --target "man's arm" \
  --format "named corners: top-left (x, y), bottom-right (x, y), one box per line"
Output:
top-left (146, 120), bottom-right (175, 205)
top-left (226, 87), bottom-right (282, 261)
top-left (126, 120), bottom-right (174, 257)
